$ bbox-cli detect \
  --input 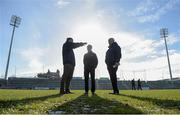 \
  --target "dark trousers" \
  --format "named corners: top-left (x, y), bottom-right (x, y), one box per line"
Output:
top-left (132, 84), bottom-right (136, 90)
top-left (60, 64), bottom-right (74, 93)
top-left (107, 66), bottom-right (119, 93)
top-left (84, 68), bottom-right (95, 93)
top-left (137, 85), bottom-right (142, 90)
